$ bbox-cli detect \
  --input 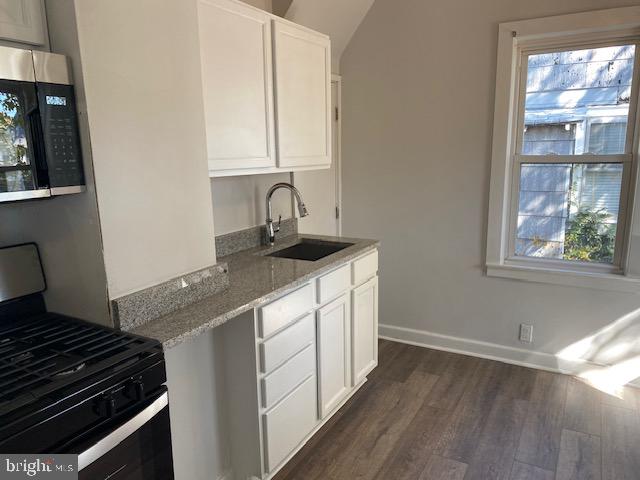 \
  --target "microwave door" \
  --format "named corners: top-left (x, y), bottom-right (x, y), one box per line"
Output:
top-left (0, 79), bottom-right (50, 202)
